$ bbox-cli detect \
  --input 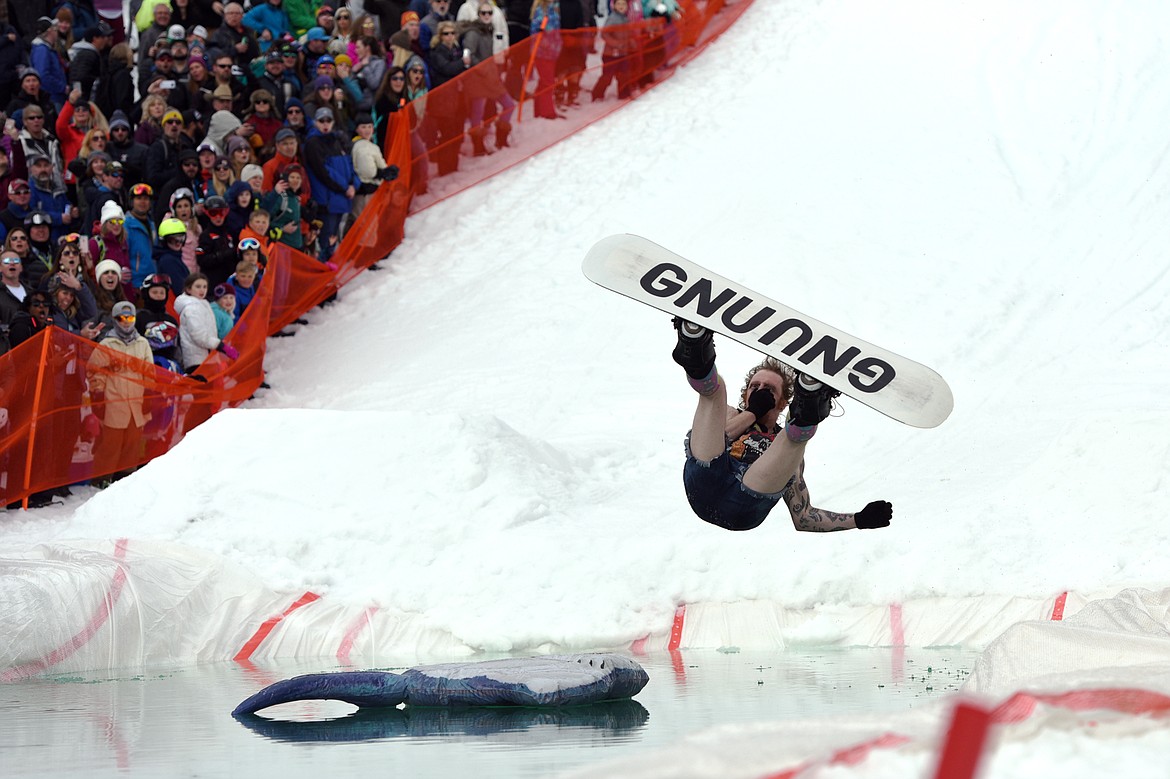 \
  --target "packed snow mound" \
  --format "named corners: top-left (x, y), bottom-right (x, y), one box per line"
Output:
top-left (964, 588), bottom-right (1170, 697)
